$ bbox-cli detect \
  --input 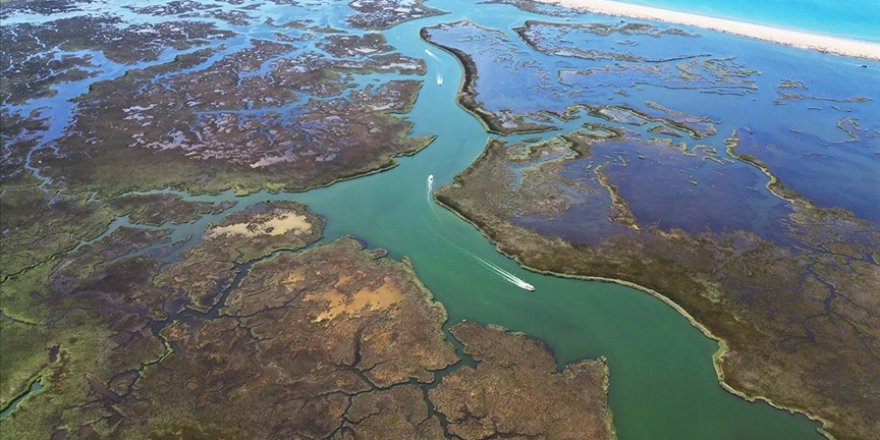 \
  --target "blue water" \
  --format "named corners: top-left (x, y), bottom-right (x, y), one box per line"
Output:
top-left (613, 0), bottom-right (880, 42)
top-left (2, 0), bottom-right (872, 438)
top-left (424, 15), bottom-right (880, 224)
